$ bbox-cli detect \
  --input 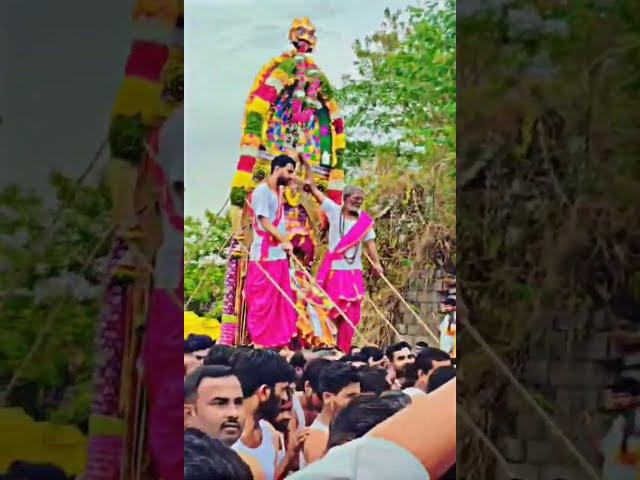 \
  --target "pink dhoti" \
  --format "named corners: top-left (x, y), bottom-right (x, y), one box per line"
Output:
top-left (324, 269), bottom-right (365, 353)
top-left (141, 286), bottom-right (184, 480)
top-left (245, 259), bottom-right (298, 348)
